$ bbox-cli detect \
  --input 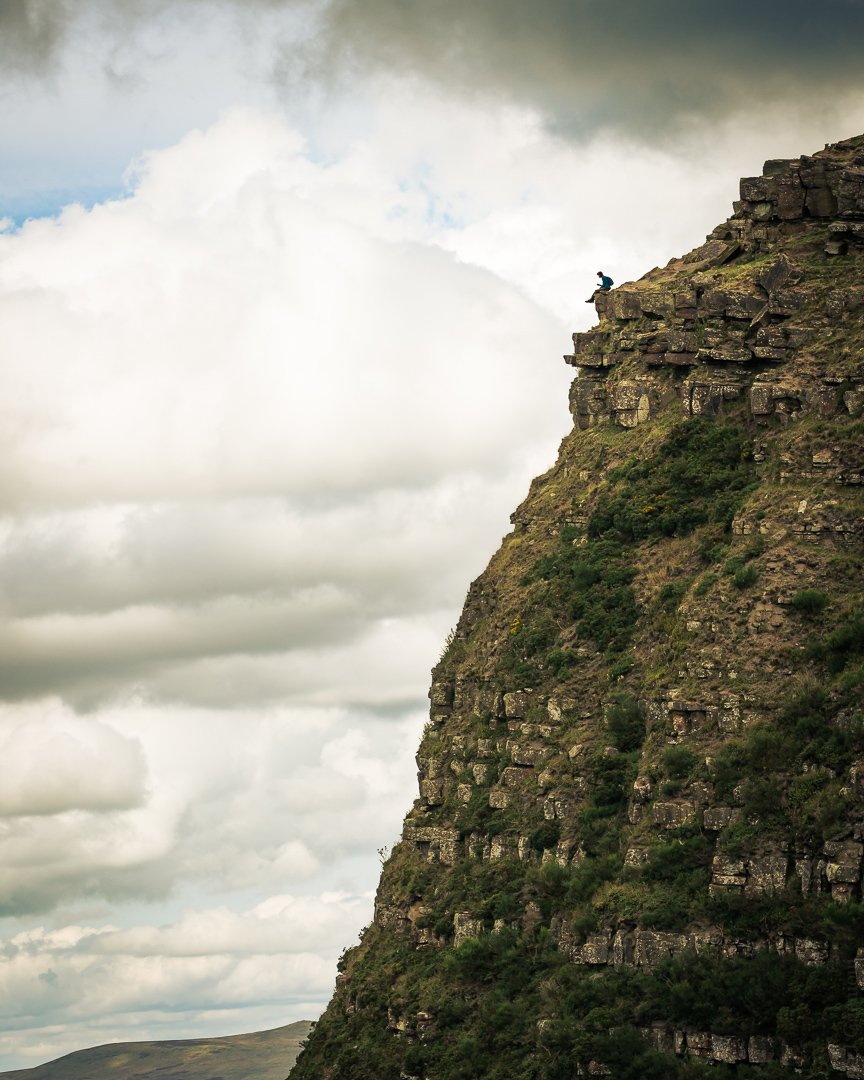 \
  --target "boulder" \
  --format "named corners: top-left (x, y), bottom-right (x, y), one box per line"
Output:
top-left (633, 929), bottom-right (686, 968)
top-left (608, 290), bottom-right (643, 320)
top-left (403, 825), bottom-right (462, 866)
top-left (453, 912), bottom-right (484, 947)
top-left (745, 850), bottom-right (789, 895)
top-left (686, 1031), bottom-right (712, 1058)
top-left (828, 1044), bottom-right (864, 1080)
top-left (711, 1034), bottom-right (747, 1064)
top-left (711, 853), bottom-right (747, 892)
top-left (794, 937), bottom-right (829, 966)
top-left (632, 775), bottom-right (653, 802)
top-left (503, 690), bottom-right (531, 718)
top-left (747, 1035), bottom-right (775, 1063)
top-left (652, 801), bottom-right (697, 829)
top-left (577, 932), bottom-right (612, 965)
top-left (429, 681), bottom-right (454, 708)
top-left (824, 840), bottom-right (862, 883)
top-left (501, 765), bottom-right (533, 787)
top-left (703, 806), bottom-right (735, 830)
top-left (507, 741), bottom-right (548, 766)
top-left (758, 253), bottom-right (794, 294)
top-left (420, 778), bottom-right (445, 806)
